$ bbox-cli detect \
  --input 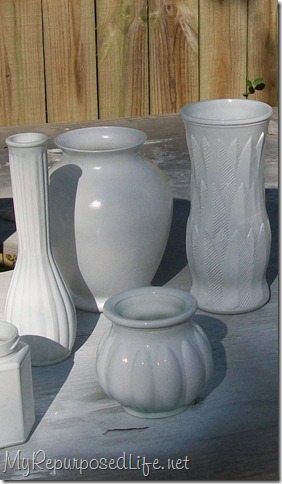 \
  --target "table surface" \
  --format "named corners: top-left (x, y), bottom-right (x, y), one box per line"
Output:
top-left (0, 111), bottom-right (278, 480)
